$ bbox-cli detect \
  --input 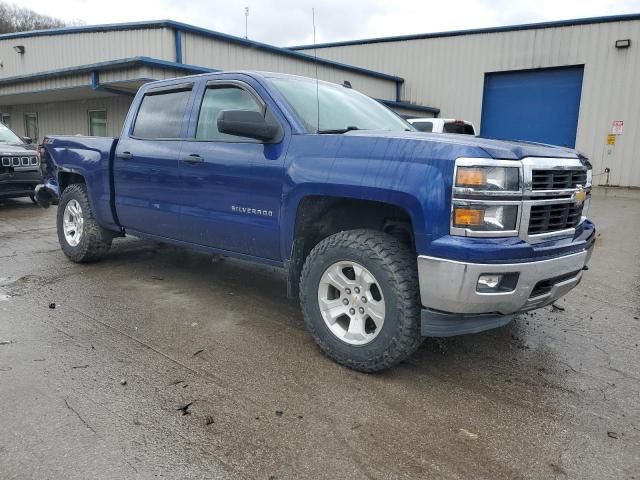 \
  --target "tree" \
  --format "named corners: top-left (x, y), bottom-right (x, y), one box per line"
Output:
top-left (0, 1), bottom-right (81, 34)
